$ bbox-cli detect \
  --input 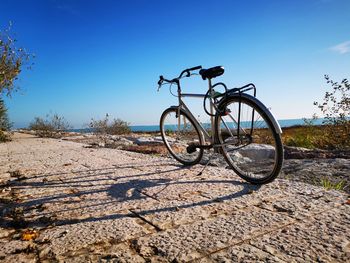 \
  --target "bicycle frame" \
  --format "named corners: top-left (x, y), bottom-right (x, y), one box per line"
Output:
top-left (175, 78), bottom-right (216, 144)
top-left (169, 74), bottom-right (282, 149)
